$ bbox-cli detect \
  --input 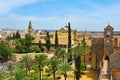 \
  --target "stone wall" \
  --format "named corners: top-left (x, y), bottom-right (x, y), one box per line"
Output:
top-left (9, 53), bottom-right (54, 62)
top-left (91, 38), bottom-right (104, 70)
